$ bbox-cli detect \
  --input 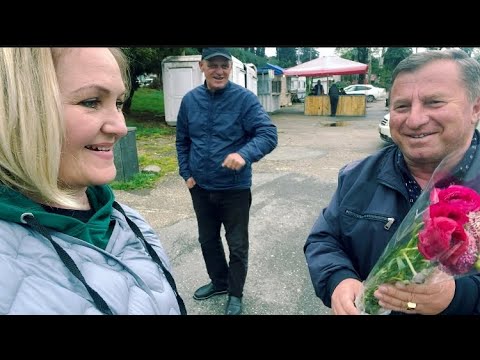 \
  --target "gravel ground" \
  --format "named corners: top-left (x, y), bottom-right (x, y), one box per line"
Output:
top-left (114, 100), bottom-right (389, 315)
